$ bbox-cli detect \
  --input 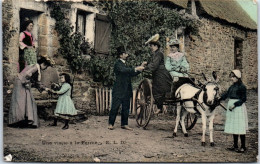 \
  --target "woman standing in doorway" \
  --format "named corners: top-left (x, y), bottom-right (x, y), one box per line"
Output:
top-left (19, 18), bottom-right (37, 72)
